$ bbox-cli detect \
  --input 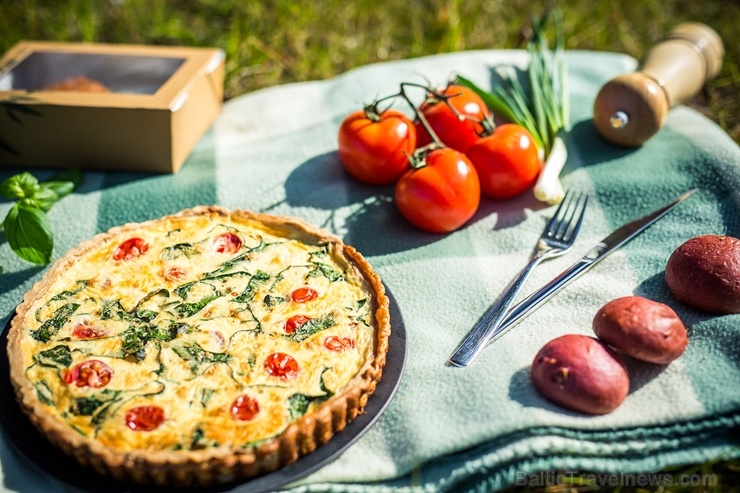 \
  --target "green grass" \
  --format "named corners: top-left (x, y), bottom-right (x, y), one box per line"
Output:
top-left (0, 0), bottom-right (737, 141)
top-left (0, 1), bottom-right (738, 492)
